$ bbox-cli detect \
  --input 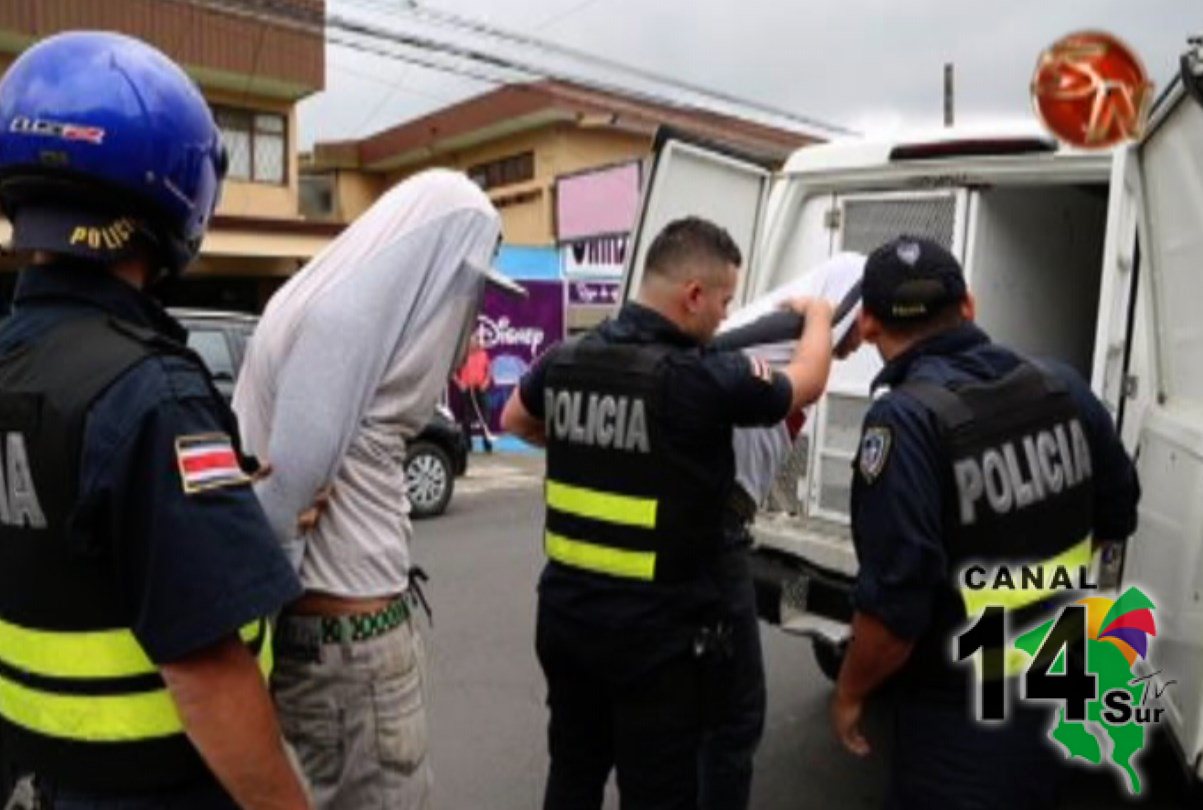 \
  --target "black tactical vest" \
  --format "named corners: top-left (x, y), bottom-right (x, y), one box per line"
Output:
top-left (542, 333), bottom-right (728, 584)
top-left (0, 315), bottom-right (266, 792)
top-left (895, 361), bottom-right (1095, 695)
